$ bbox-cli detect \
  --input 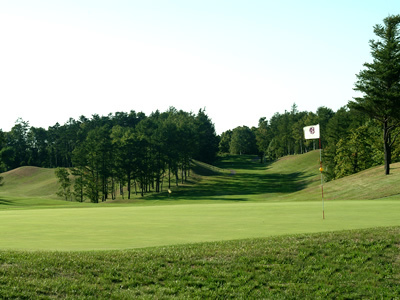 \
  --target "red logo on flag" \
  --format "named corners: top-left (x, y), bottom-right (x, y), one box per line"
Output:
top-left (309, 127), bottom-right (315, 135)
